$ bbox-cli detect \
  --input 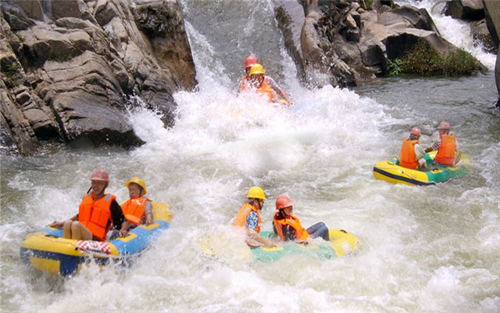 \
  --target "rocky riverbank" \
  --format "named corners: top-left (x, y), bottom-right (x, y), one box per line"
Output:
top-left (1, 0), bottom-right (196, 155)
